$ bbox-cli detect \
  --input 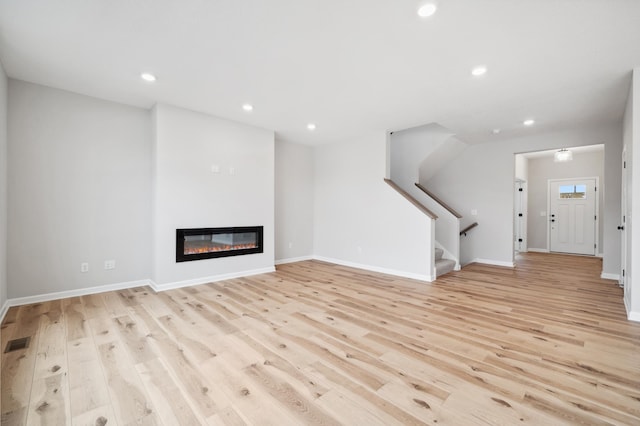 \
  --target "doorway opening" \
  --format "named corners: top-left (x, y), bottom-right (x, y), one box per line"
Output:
top-left (514, 144), bottom-right (604, 262)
